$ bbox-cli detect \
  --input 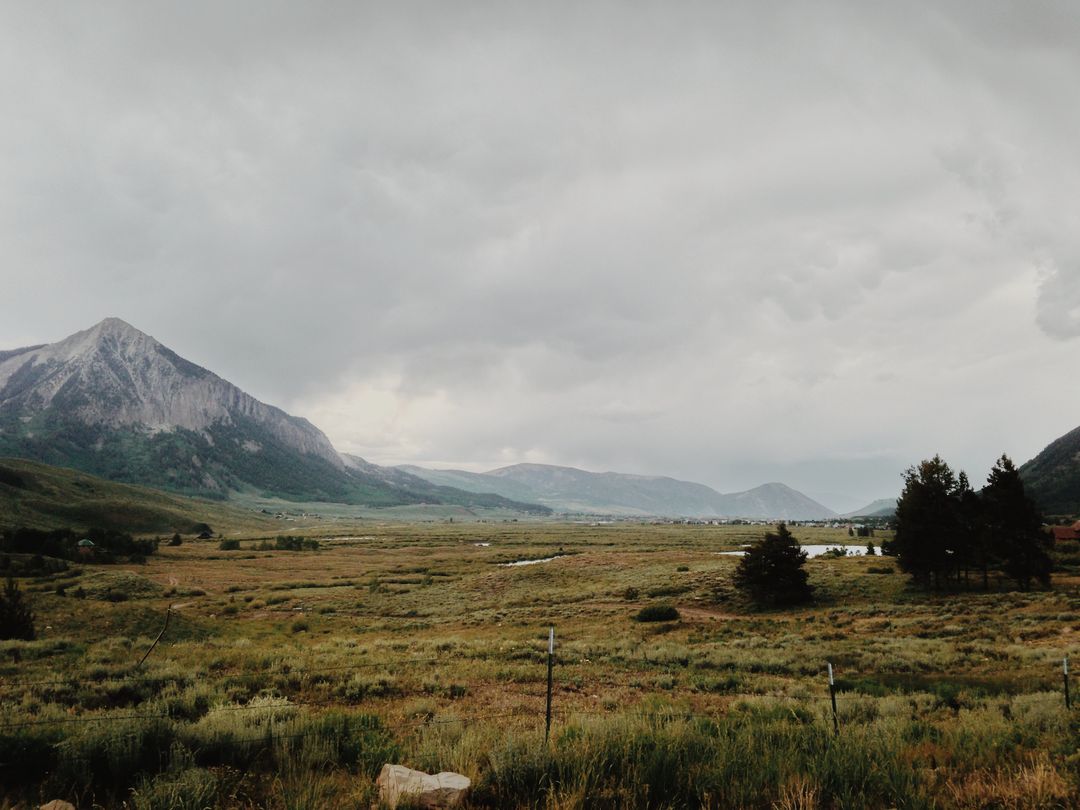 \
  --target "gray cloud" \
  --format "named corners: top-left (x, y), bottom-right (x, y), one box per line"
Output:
top-left (2, 1), bottom-right (1080, 505)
